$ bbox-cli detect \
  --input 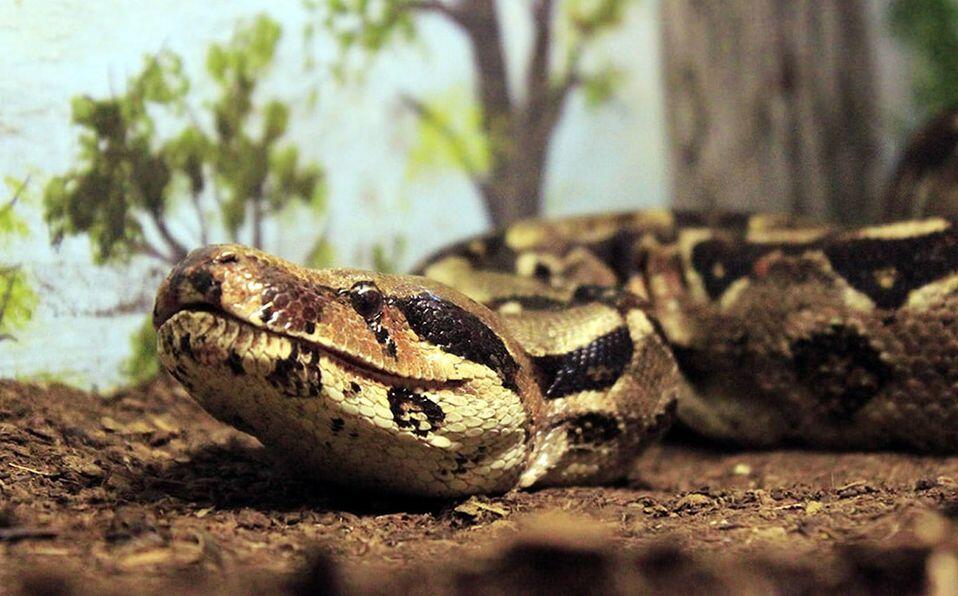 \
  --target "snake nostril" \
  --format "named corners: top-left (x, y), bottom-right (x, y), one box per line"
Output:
top-left (192, 270), bottom-right (214, 293)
